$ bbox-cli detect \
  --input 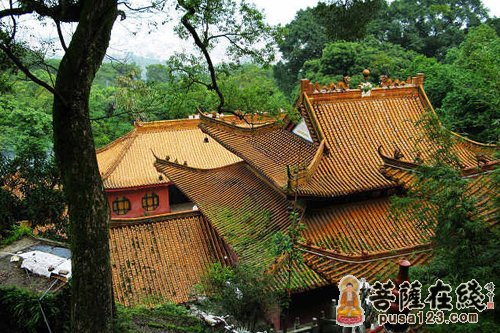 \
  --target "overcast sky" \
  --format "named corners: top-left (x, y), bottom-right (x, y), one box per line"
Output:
top-left (4, 0), bottom-right (500, 62)
top-left (104, 0), bottom-right (500, 62)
